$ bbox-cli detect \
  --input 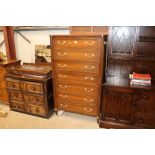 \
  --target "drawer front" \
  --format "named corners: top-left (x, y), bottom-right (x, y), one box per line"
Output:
top-left (53, 38), bottom-right (101, 49)
top-left (56, 82), bottom-right (99, 97)
top-left (10, 101), bottom-right (25, 112)
top-left (53, 49), bottom-right (100, 62)
top-left (9, 91), bottom-right (23, 101)
top-left (0, 67), bottom-right (4, 77)
top-left (57, 101), bottom-right (97, 116)
top-left (22, 81), bottom-right (43, 94)
top-left (24, 94), bottom-right (44, 105)
top-left (136, 101), bottom-right (155, 114)
top-left (56, 93), bottom-right (97, 105)
top-left (55, 71), bottom-right (99, 84)
top-left (54, 61), bottom-right (99, 73)
top-left (26, 104), bottom-right (46, 117)
top-left (134, 112), bottom-right (155, 128)
top-left (6, 78), bottom-right (21, 90)
top-left (137, 91), bottom-right (155, 102)
top-left (0, 91), bottom-right (8, 102)
top-left (0, 79), bottom-right (6, 90)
